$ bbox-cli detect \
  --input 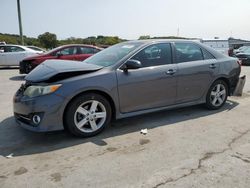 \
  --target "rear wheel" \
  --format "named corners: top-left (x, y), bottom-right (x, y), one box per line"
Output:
top-left (64, 93), bottom-right (112, 137)
top-left (205, 80), bottom-right (228, 110)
